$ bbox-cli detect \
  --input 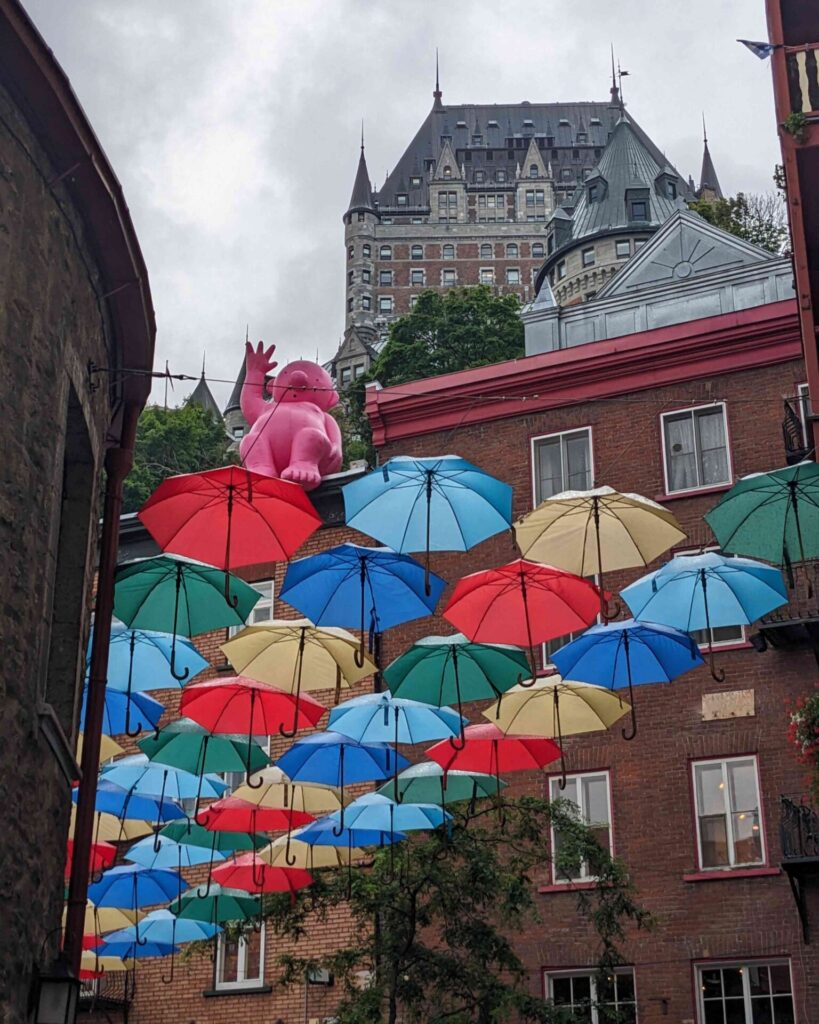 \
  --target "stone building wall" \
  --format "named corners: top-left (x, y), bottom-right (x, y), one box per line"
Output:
top-left (0, 77), bottom-right (116, 1021)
